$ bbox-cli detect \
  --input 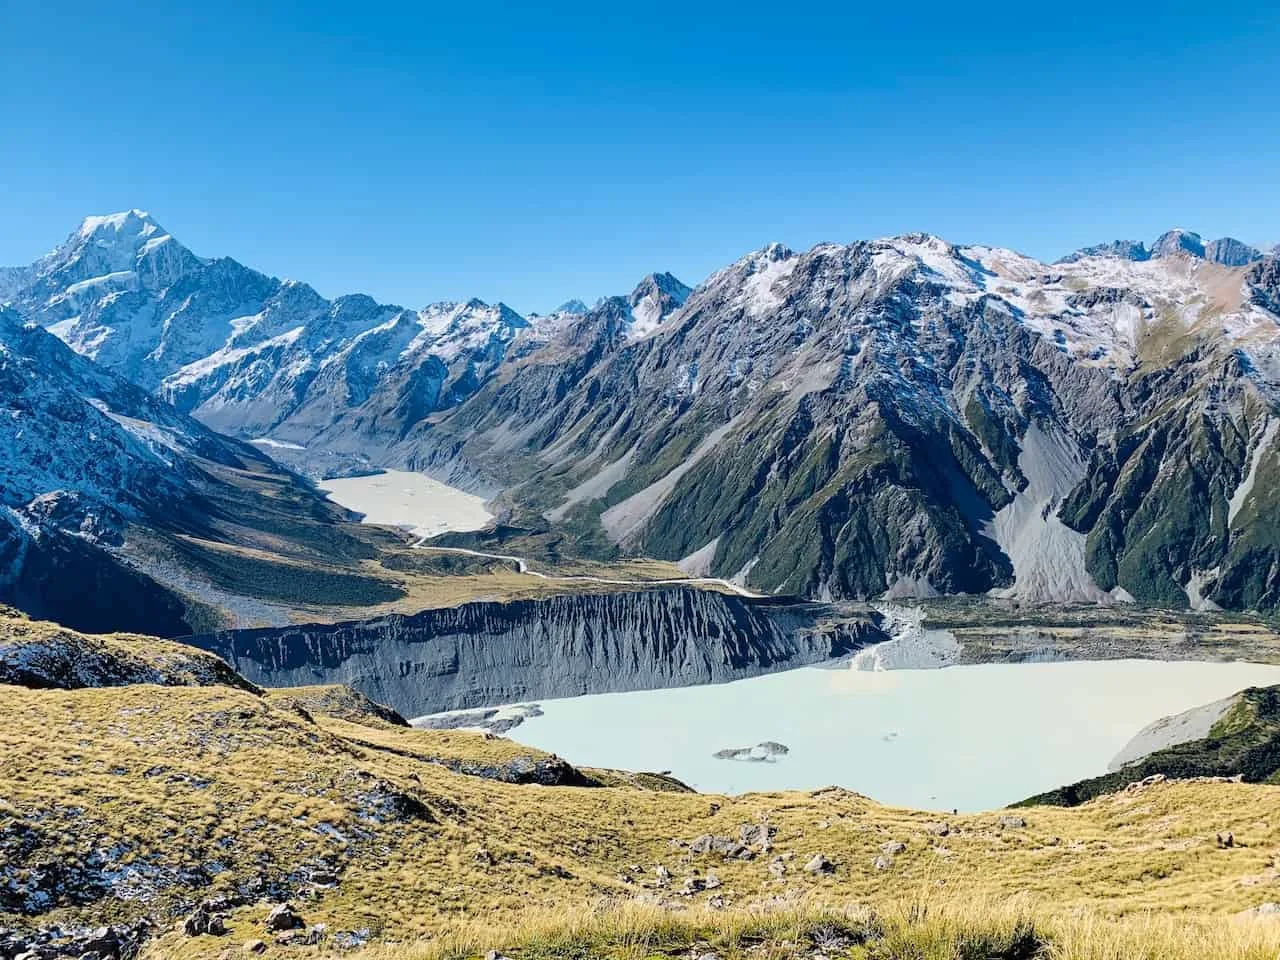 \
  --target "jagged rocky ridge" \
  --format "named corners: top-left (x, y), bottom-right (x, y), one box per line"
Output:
top-left (1057, 230), bottom-right (1265, 266)
top-left (420, 235), bottom-right (1280, 611)
top-left (191, 588), bottom-right (879, 717)
top-left (0, 211), bottom-right (686, 484)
